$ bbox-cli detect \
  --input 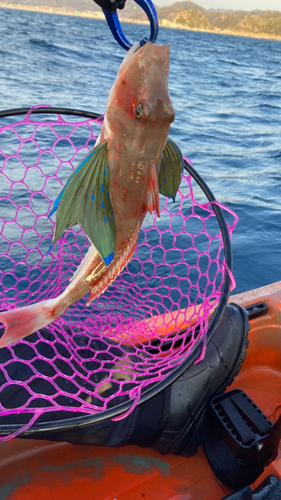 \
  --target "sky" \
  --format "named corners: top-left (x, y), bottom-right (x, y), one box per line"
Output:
top-left (156, 0), bottom-right (281, 11)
